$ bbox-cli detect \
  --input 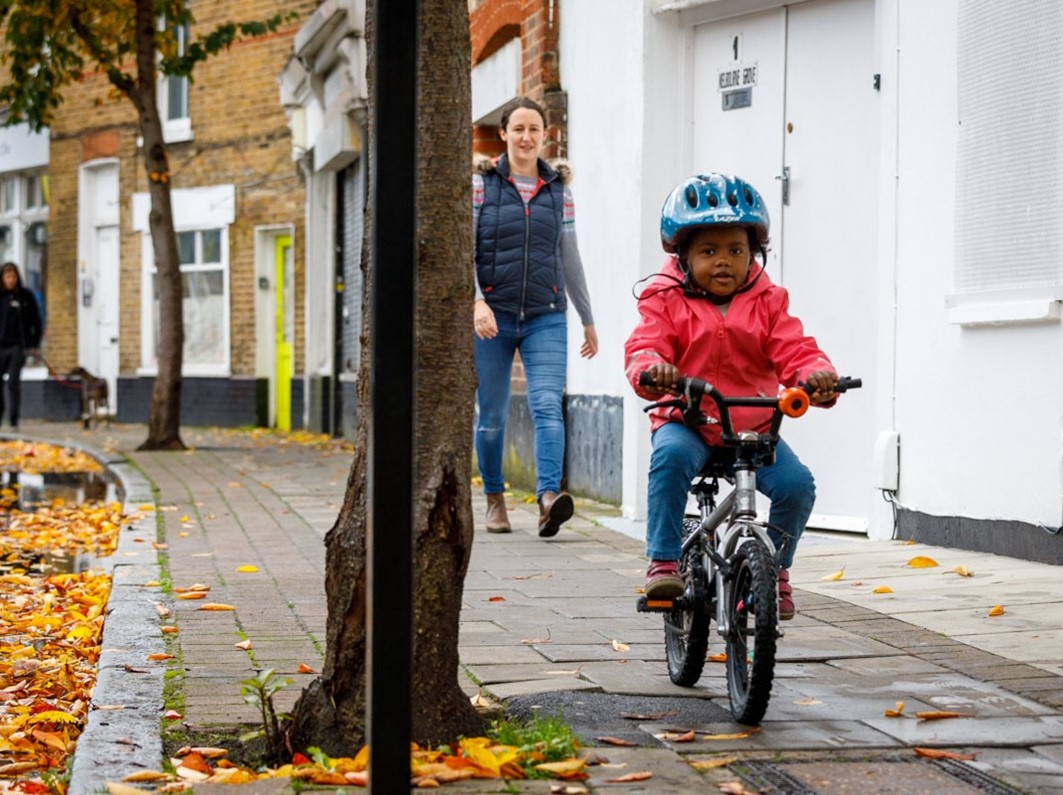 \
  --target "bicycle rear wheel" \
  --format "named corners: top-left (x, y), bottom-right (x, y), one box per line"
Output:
top-left (664, 519), bottom-right (710, 687)
top-left (724, 536), bottom-right (777, 724)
